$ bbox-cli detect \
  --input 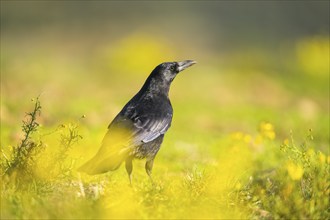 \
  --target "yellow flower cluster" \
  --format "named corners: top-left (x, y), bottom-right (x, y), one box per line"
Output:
top-left (231, 132), bottom-right (252, 144)
top-left (286, 161), bottom-right (304, 180)
top-left (230, 122), bottom-right (276, 152)
top-left (259, 122), bottom-right (276, 140)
